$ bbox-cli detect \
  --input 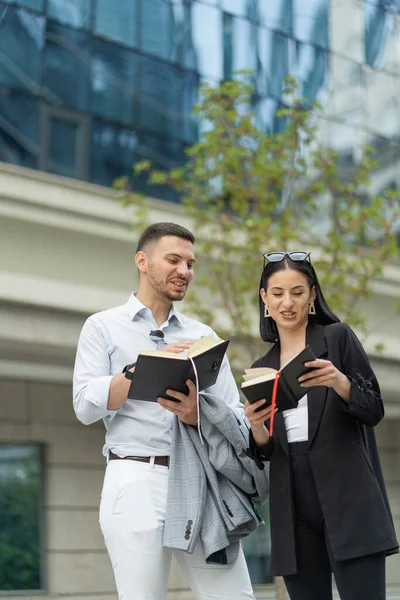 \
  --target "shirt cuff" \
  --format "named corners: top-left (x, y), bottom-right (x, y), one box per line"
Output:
top-left (85, 375), bottom-right (116, 415)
